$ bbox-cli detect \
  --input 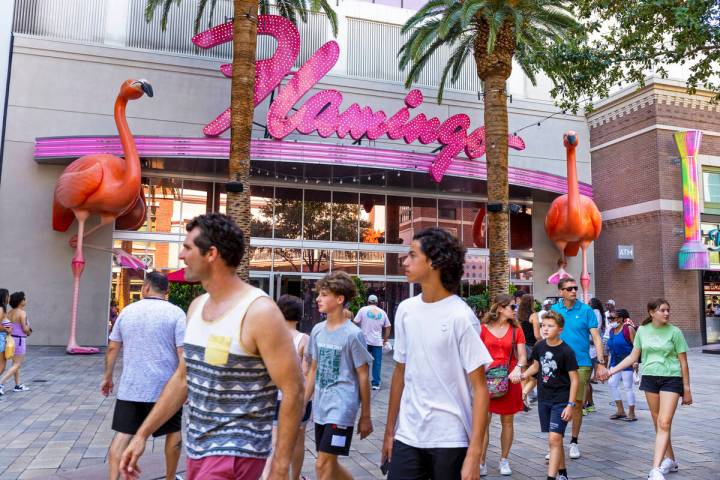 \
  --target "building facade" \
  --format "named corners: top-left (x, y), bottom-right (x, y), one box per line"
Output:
top-left (589, 78), bottom-right (720, 347)
top-left (0, 0), bottom-right (594, 346)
